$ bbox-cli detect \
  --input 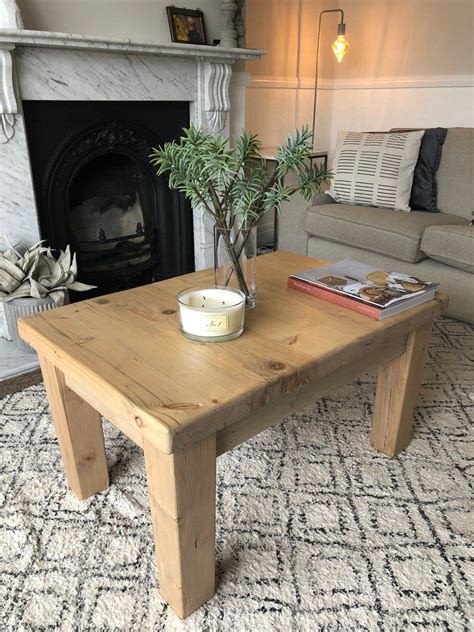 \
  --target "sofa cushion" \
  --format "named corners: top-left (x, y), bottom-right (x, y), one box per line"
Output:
top-left (421, 224), bottom-right (474, 273)
top-left (329, 131), bottom-right (424, 211)
top-left (306, 235), bottom-right (474, 323)
top-left (436, 128), bottom-right (474, 220)
top-left (390, 127), bottom-right (448, 211)
top-left (410, 128), bottom-right (448, 211)
top-left (304, 203), bottom-right (467, 263)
